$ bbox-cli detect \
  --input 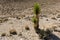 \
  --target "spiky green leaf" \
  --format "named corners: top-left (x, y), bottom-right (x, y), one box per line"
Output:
top-left (34, 3), bottom-right (41, 15)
